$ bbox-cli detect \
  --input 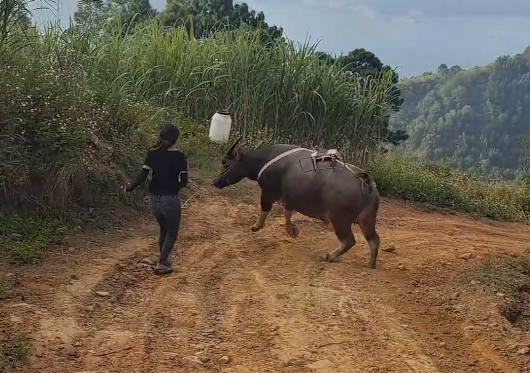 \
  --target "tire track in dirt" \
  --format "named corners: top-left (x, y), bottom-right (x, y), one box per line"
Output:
top-left (1, 232), bottom-right (155, 373)
top-left (218, 207), bottom-right (442, 373)
top-left (76, 198), bottom-right (439, 373)
top-left (66, 222), bottom-right (224, 373)
top-left (2, 182), bottom-right (530, 373)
